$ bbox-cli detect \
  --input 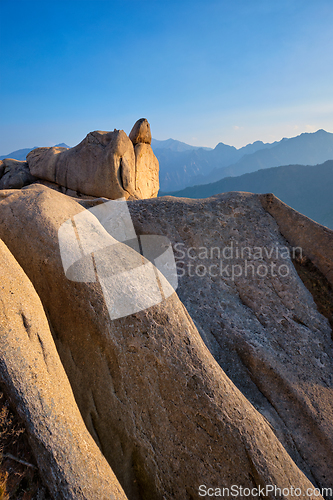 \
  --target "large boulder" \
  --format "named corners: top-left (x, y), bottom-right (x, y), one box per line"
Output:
top-left (128, 119), bottom-right (159, 199)
top-left (0, 158), bottom-right (37, 189)
top-left (0, 238), bottom-right (127, 500)
top-left (0, 184), bottom-right (321, 500)
top-left (26, 120), bottom-right (159, 200)
top-left (128, 192), bottom-right (333, 491)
